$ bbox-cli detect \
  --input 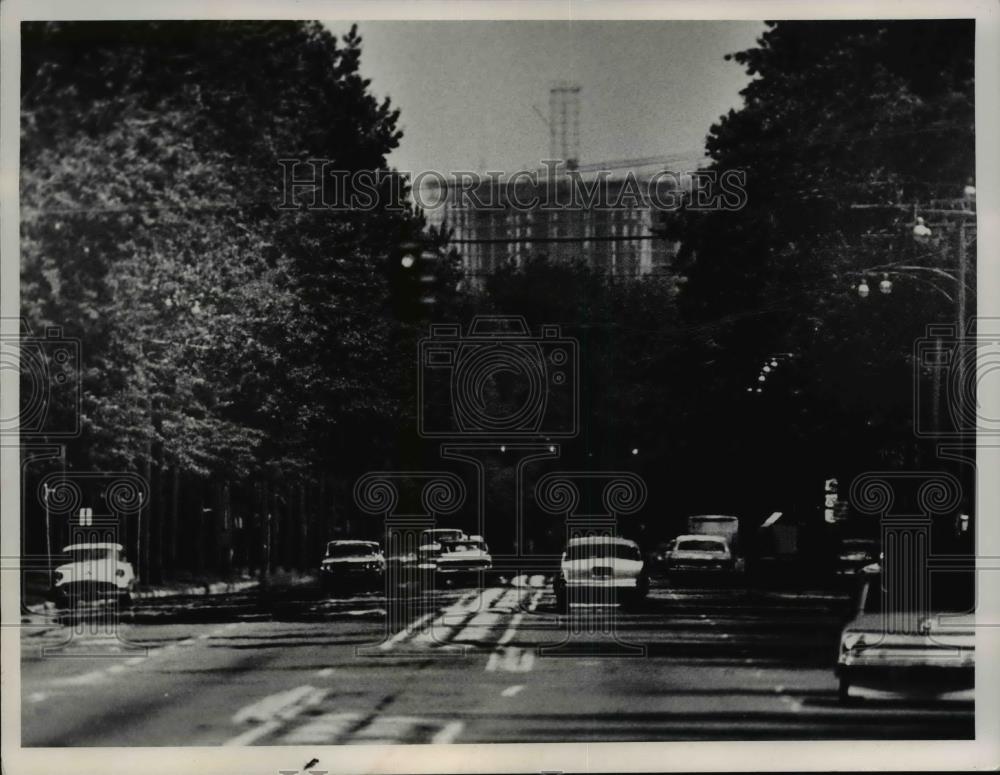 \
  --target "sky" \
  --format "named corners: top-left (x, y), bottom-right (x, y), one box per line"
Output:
top-left (327, 21), bottom-right (765, 175)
